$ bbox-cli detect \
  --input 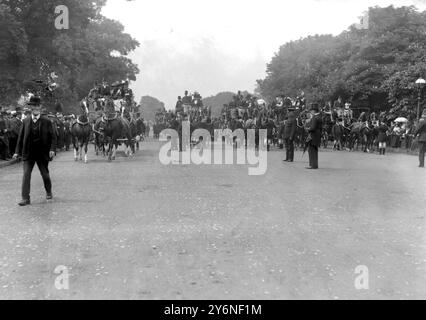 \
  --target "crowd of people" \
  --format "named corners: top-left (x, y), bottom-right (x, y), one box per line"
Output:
top-left (149, 90), bottom-right (426, 167)
top-left (0, 105), bottom-right (80, 161)
top-left (2, 88), bottom-right (426, 168)
top-left (1, 79), bottom-right (147, 161)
